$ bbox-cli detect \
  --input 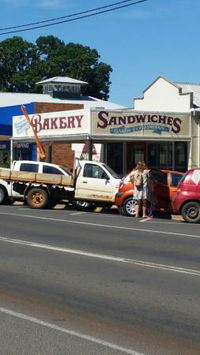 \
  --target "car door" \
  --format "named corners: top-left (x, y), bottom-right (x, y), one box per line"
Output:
top-left (151, 170), bottom-right (170, 211)
top-left (75, 163), bottom-right (118, 202)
